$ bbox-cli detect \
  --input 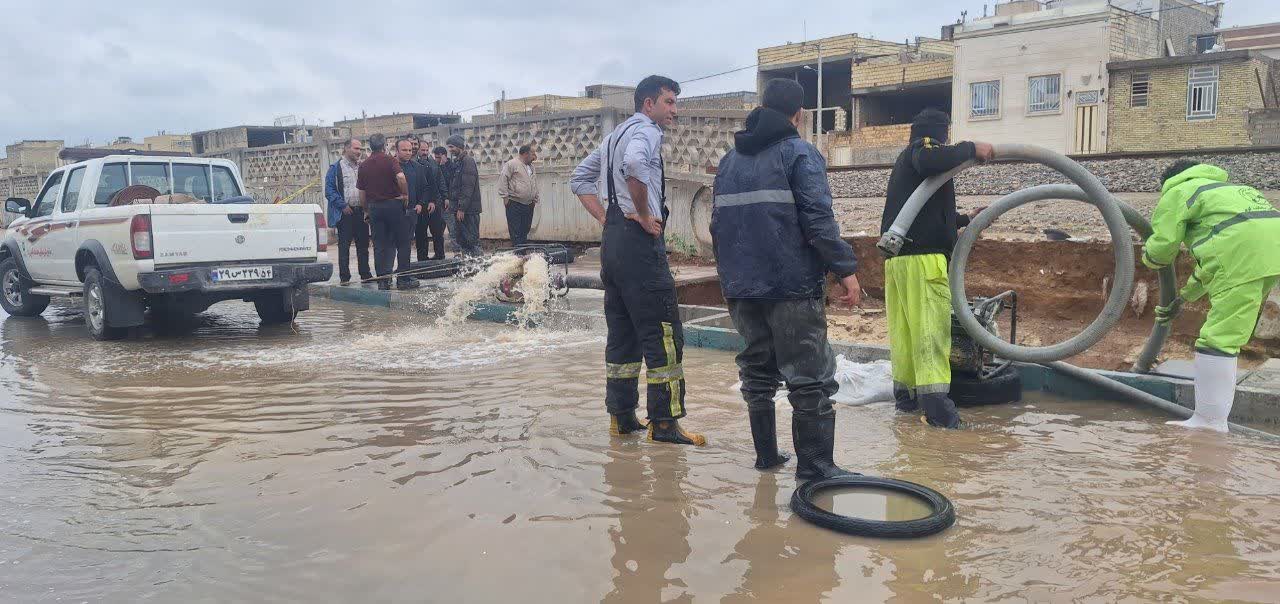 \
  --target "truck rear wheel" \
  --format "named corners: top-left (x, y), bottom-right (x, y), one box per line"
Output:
top-left (83, 267), bottom-right (127, 341)
top-left (0, 257), bottom-right (50, 317)
top-left (254, 289), bottom-right (298, 325)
